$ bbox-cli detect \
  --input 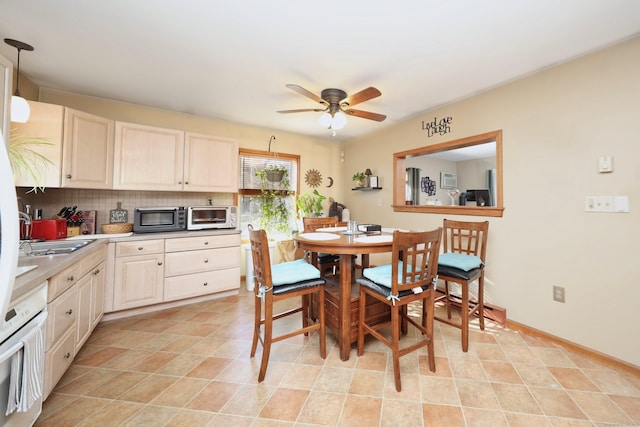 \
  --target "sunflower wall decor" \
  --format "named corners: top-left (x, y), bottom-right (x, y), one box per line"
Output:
top-left (304, 169), bottom-right (322, 187)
